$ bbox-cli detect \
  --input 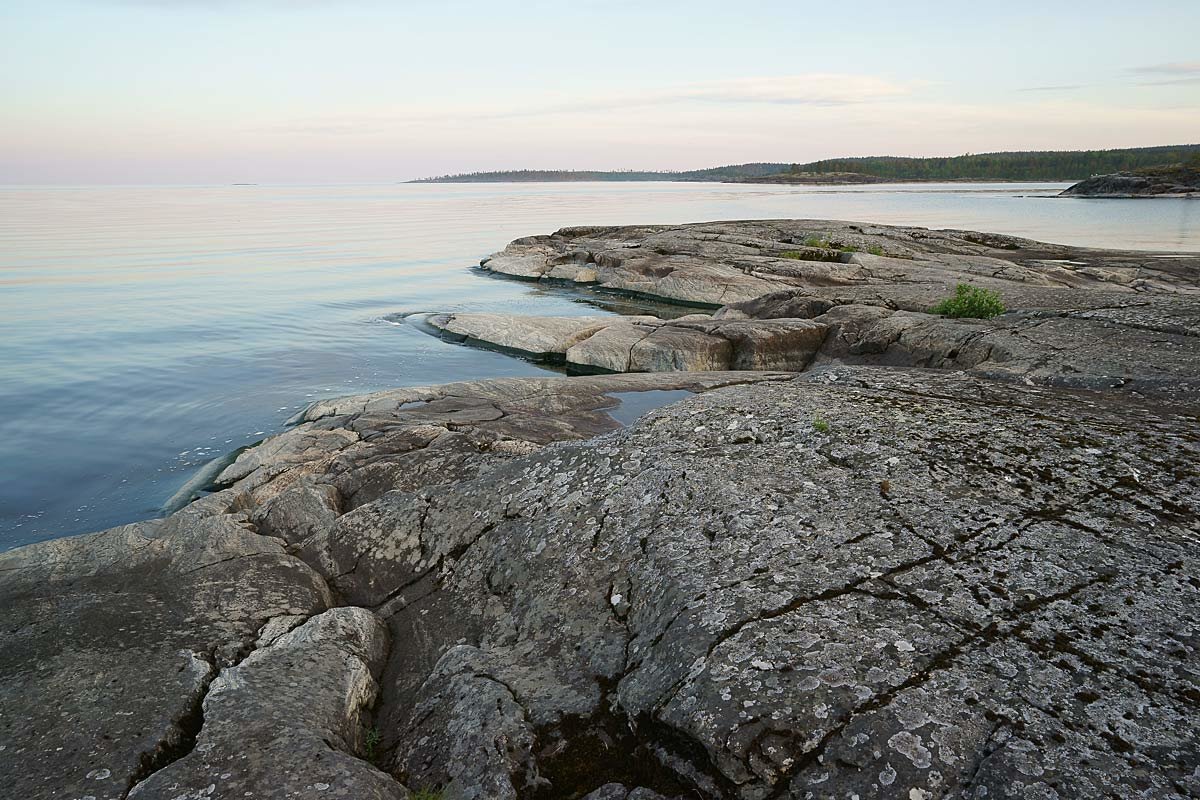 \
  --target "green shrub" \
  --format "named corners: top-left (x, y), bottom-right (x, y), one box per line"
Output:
top-left (802, 236), bottom-right (831, 248)
top-left (812, 414), bottom-right (830, 434)
top-left (364, 726), bottom-right (380, 761)
top-left (931, 284), bottom-right (1006, 319)
top-left (411, 790), bottom-right (445, 800)
top-left (867, 245), bottom-right (885, 256)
